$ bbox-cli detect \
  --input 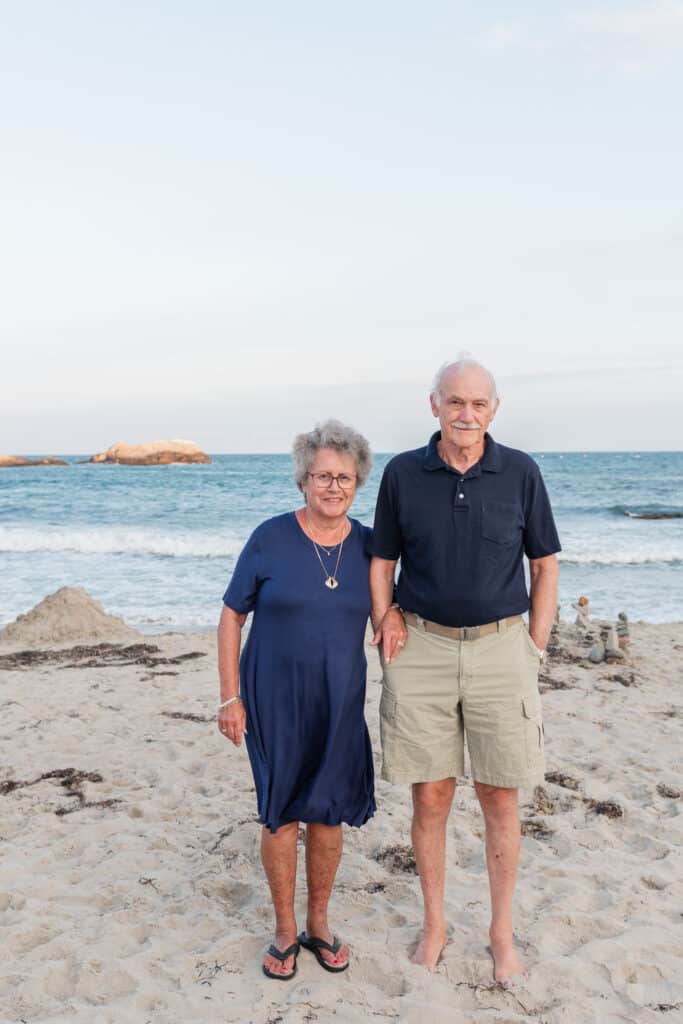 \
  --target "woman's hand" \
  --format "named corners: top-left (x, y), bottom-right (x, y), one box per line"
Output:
top-left (218, 700), bottom-right (247, 746)
top-left (371, 607), bottom-right (408, 663)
